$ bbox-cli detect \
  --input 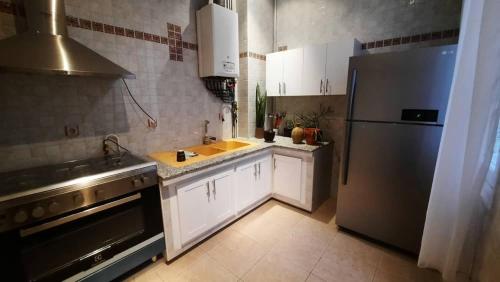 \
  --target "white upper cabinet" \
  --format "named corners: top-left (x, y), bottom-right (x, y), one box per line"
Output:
top-left (282, 49), bottom-right (303, 96)
top-left (302, 44), bottom-right (327, 96)
top-left (266, 52), bottom-right (283, 96)
top-left (266, 39), bottom-right (359, 96)
top-left (326, 40), bottom-right (360, 95)
top-left (266, 49), bottom-right (303, 96)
